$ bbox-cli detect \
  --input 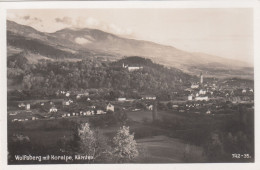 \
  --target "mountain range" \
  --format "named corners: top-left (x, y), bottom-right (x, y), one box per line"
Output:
top-left (7, 20), bottom-right (253, 79)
